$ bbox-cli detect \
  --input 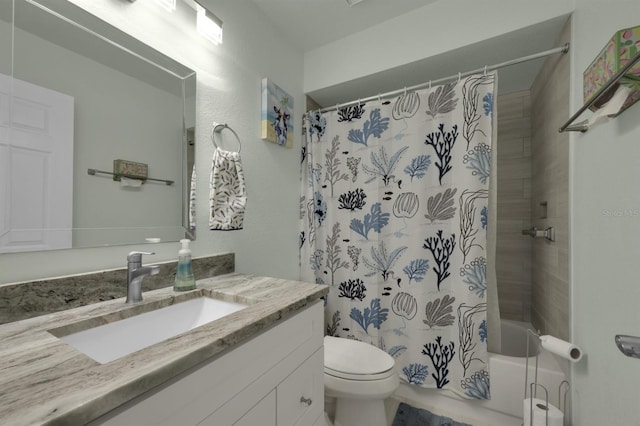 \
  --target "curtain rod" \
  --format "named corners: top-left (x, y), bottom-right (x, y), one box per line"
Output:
top-left (307, 43), bottom-right (570, 115)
